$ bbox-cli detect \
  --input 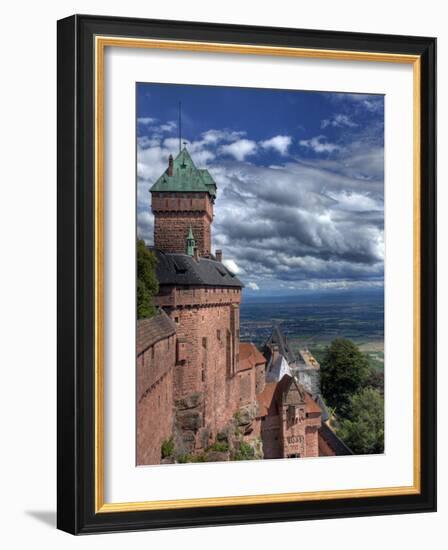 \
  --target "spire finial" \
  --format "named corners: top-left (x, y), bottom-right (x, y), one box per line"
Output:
top-left (186, 225), bottom-right (195, 256)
